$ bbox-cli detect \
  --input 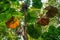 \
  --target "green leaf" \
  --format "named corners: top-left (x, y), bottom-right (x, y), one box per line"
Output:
top-left (27, 24), bottom-right (41, 39)
top-left (48, 25), bottom-right (56, 34)
top-left (7, 8), bottom-right (23, 17)
top-left (42, 26), bottom-right (57, 40)
top-left (10, 0), bottom-right (17, 2)
top-left (0, 13), bottom-right (9, 22)
top-left (35, 24), bottom-right (42, 34)
top-left (56, 26), bottom-right (60, 35)
top-left (0, 1), bottom-right (10, 13)
top-left (42, 32), bottom-right (50, 40)
top-left (32, 0), bottom-right (43, 9)
top-left (26, 11), bottom-right (37, 23)
top-left (26, 0), bottom-right (30, 6)
top-left (42, 32), bottom-right (57, 40)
